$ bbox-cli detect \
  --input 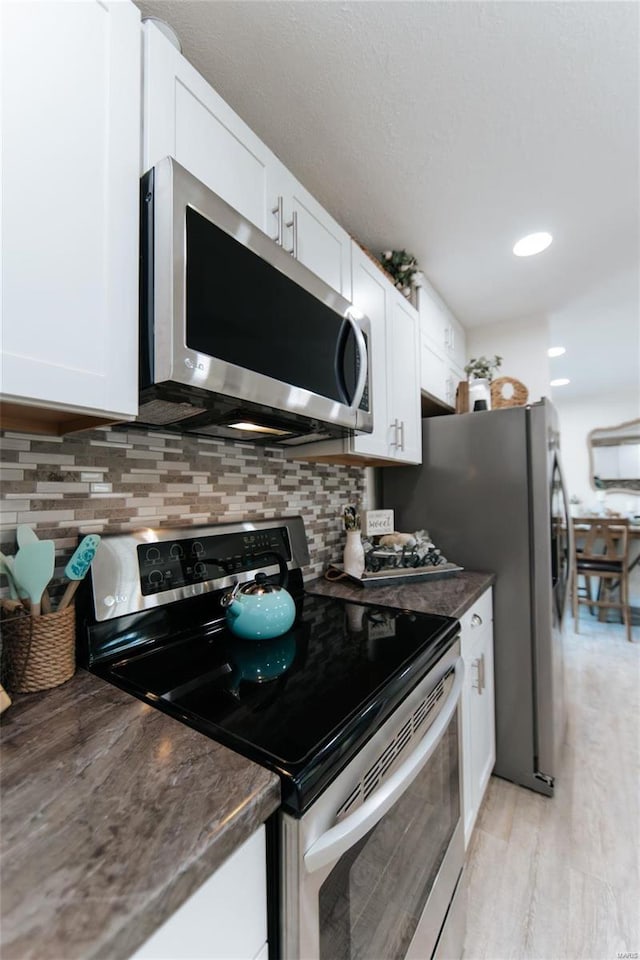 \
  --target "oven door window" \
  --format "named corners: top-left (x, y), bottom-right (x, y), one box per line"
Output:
top-left (318, 713), bottom-right (459, 960)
